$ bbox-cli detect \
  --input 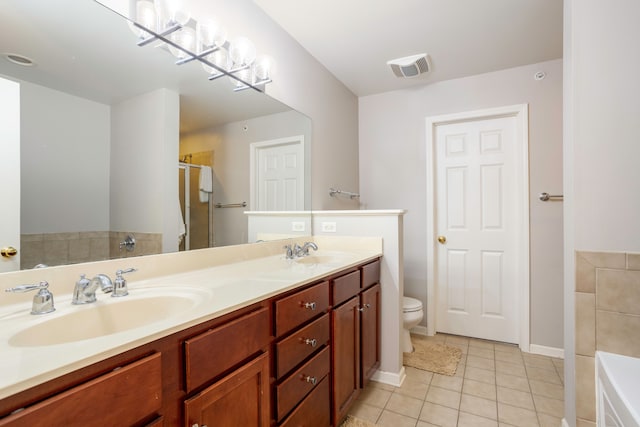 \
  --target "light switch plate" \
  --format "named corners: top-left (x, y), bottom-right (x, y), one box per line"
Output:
top-left (321, 222), bottom-right (337, 233)
top-left (291, 221), bottom-right (305, 232)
